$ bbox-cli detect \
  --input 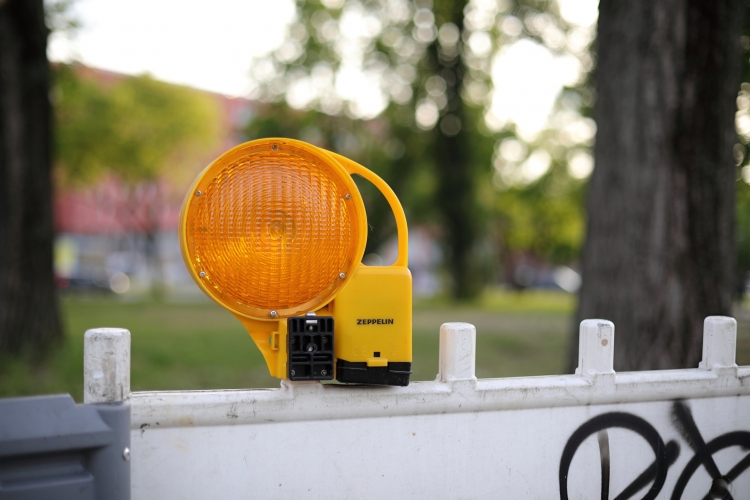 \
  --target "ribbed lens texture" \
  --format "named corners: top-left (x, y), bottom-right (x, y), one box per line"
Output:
top-left (190, 150), bottom-right (356, 314)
